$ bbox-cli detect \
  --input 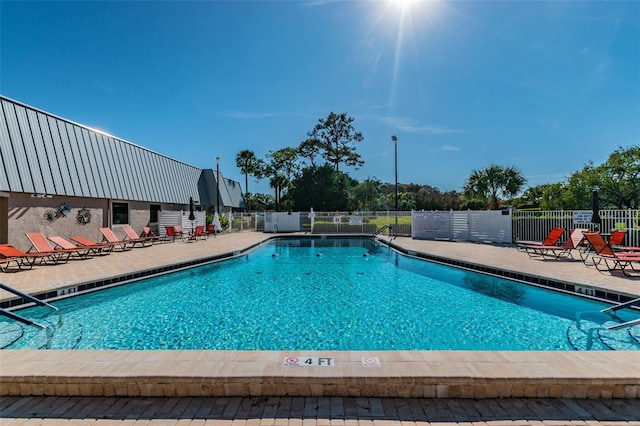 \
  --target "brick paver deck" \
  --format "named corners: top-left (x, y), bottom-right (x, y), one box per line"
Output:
top-left (2, 396), bottom-right (640, 425)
